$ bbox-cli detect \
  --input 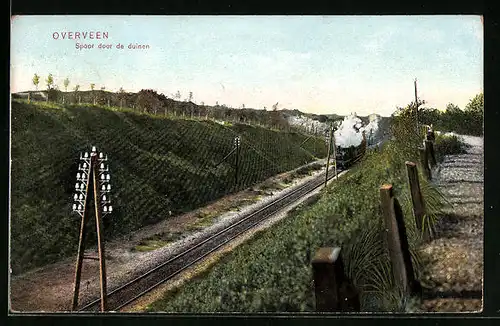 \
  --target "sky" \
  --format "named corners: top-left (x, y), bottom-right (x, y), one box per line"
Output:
top-left (10, 15), bottom-right (483, 116)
